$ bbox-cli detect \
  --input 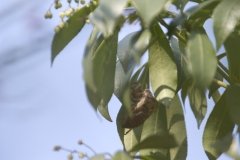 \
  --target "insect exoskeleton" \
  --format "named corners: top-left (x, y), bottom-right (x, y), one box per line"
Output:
top-left (122, 82), bottom-right (156, 134)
